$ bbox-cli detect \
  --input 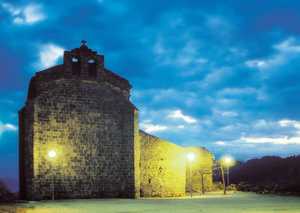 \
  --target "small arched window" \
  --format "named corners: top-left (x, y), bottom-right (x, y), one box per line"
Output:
top-left (88, 58), bottom-right (97, 77)
top-left (72, 57), bottom-right (81, 76)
